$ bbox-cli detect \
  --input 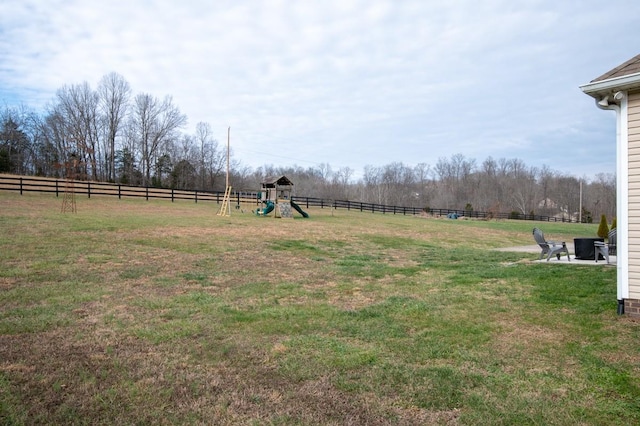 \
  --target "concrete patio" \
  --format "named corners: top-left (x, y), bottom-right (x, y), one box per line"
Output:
top-left (496, 243), bottom-right (617, 266)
